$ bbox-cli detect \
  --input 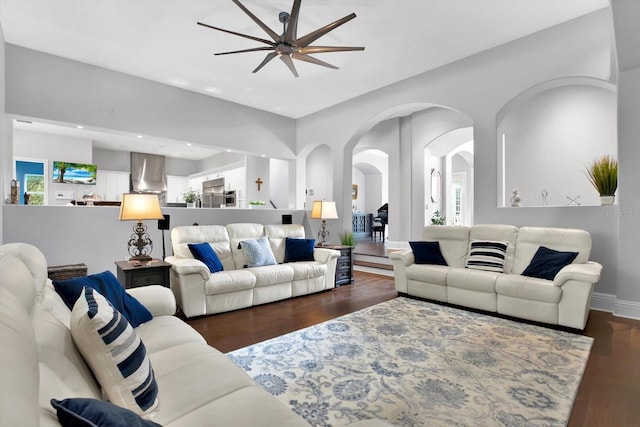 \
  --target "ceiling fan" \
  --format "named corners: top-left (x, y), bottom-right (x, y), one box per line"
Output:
top-left (197, 0), bottom-right (365, 77)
